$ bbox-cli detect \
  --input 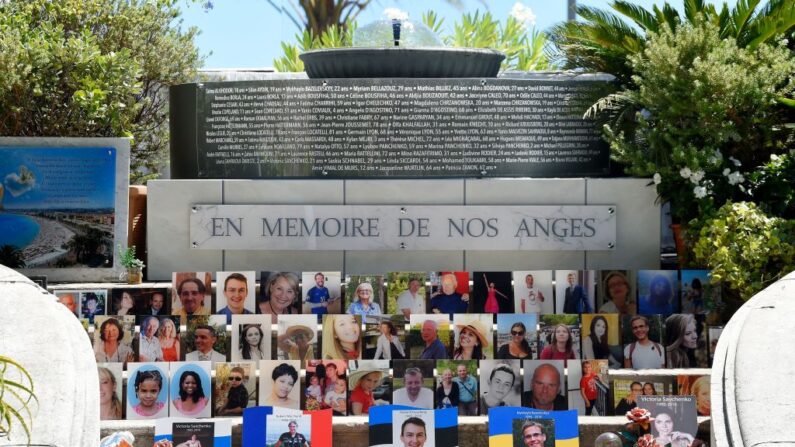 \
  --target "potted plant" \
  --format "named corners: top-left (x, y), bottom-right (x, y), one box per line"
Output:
top-left (118, 244), bottom-right (145, 284)
top-left (0, 355), bottom-right (36, 443)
